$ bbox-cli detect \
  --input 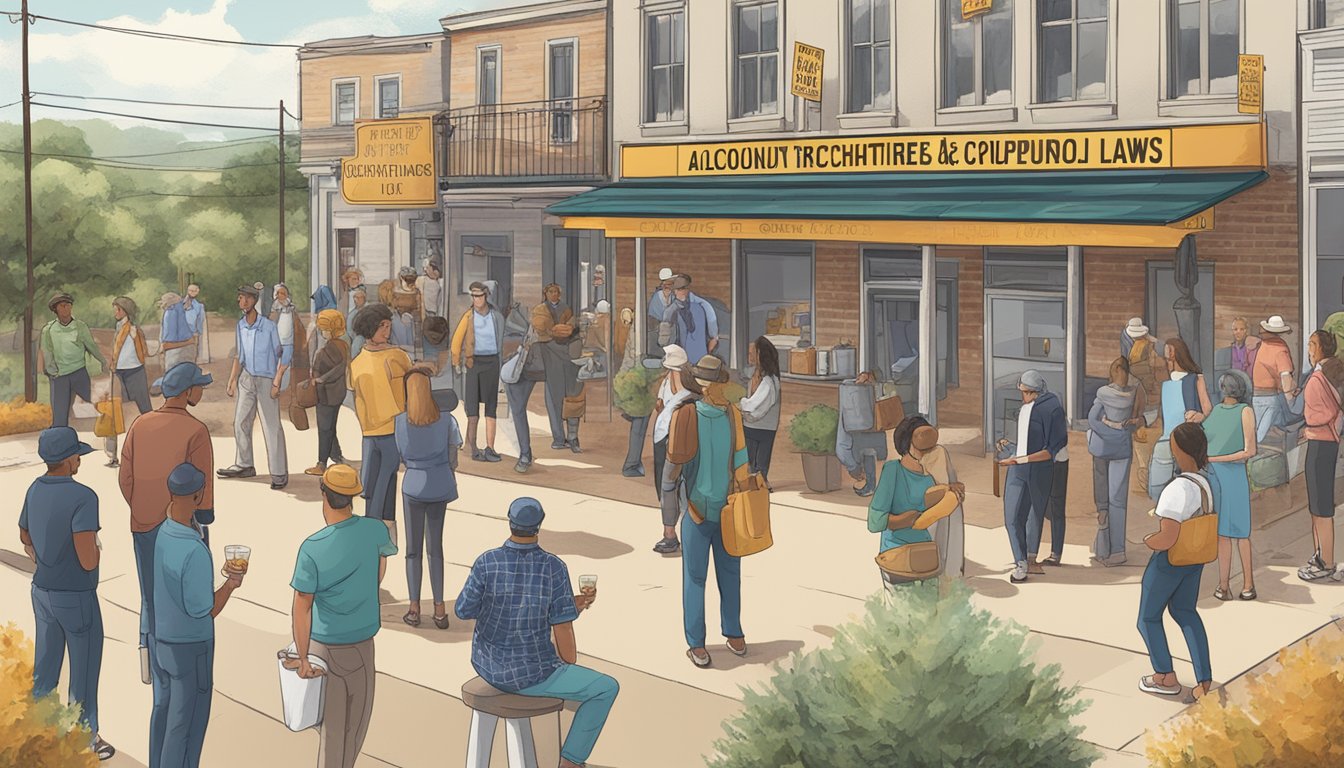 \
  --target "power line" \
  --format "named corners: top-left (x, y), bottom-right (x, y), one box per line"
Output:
top-left (0, 147), bottom-right (304, 171)
top-left (29, 101), bottom-right (279, 132)
top-left (0, 99), bottom-right (20, 110)
top-left (28, 13), bottom-right (302, 49)
top-left (100, 138), bottom-right (279, 159)
top-left (34, 91), bottom-right (280, 112)
top-left (113, 188), bottom-right (305, 201)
